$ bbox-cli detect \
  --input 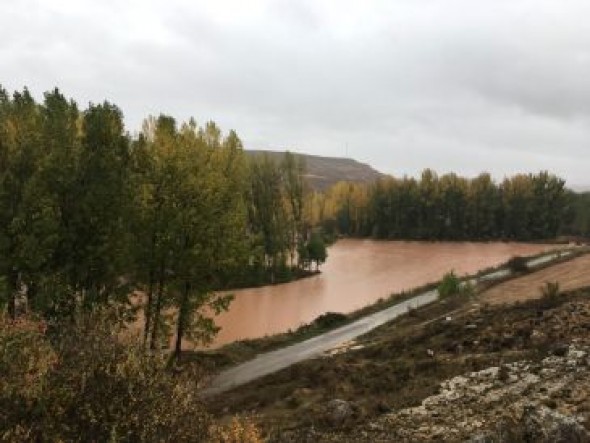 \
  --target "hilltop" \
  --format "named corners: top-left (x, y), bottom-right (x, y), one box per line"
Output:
top-left (246, 150), bottom-right (384, 191)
